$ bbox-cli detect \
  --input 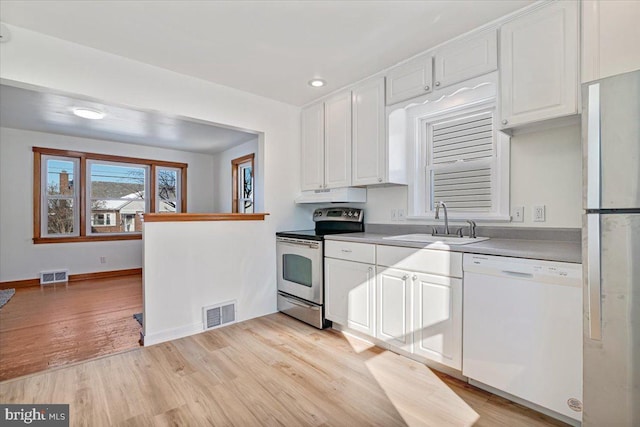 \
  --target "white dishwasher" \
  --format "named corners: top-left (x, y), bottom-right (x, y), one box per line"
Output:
top-left (462, 254), bottom-right (582, 423)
